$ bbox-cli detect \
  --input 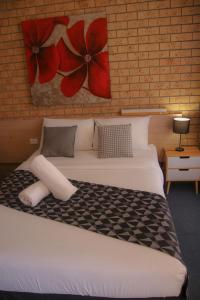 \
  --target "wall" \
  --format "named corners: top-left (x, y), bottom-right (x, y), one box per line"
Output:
top-left (0, 0), bottom-right (200, 147)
